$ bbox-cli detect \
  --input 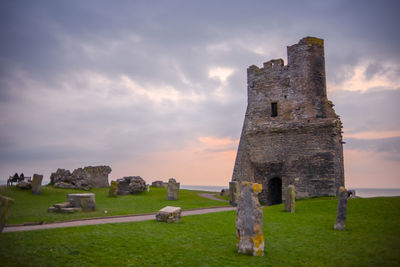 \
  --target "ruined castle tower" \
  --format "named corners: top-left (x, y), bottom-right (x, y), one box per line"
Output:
top-left (232, 37), bottom-right (344, 205)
